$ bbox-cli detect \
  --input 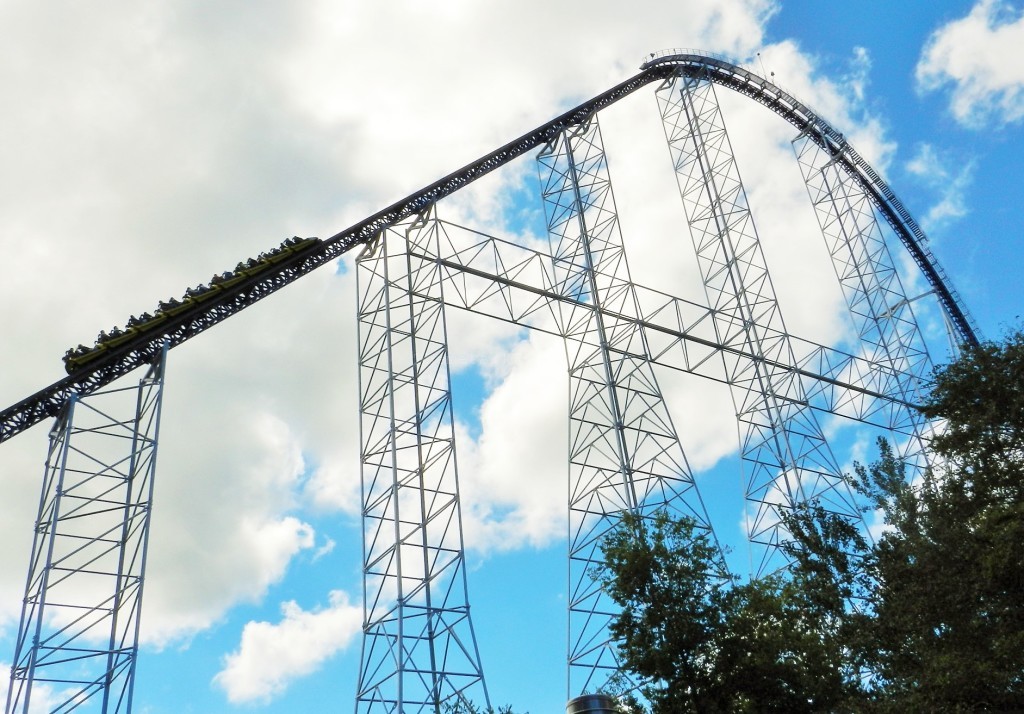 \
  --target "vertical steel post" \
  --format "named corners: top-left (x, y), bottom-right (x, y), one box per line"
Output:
top-left (6, 344), bottom-right (167, 714)
top-left (355, 213), bottom-right (488, 713)
top-left (538, 116), bottom-right (719, 697)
